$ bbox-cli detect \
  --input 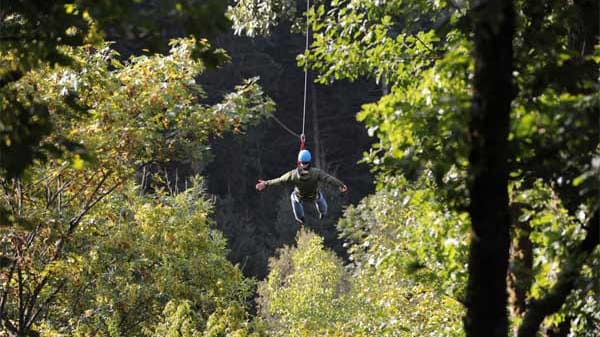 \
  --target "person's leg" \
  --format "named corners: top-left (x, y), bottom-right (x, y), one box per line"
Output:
top-left (315, 192), bottom-right (328, 219)
top-left (290, 191), bottom-right (305, 223)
